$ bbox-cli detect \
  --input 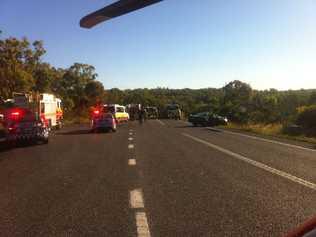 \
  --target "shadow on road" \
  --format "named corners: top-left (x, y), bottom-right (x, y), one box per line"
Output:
top-left (207, 127), bottom-right (223, 133)
top-left (174, 125), bottom-right (194, 128)
top-left (0, 141), bottom-right (43, 154)
top-left (55, 129), bottom-right (92, 135)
